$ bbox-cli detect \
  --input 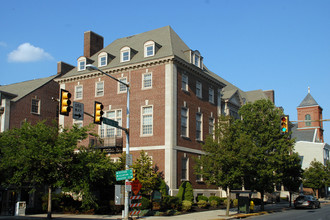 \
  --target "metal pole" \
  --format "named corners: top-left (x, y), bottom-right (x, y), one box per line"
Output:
top-left (124, 86), bottom-right (130, 219)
